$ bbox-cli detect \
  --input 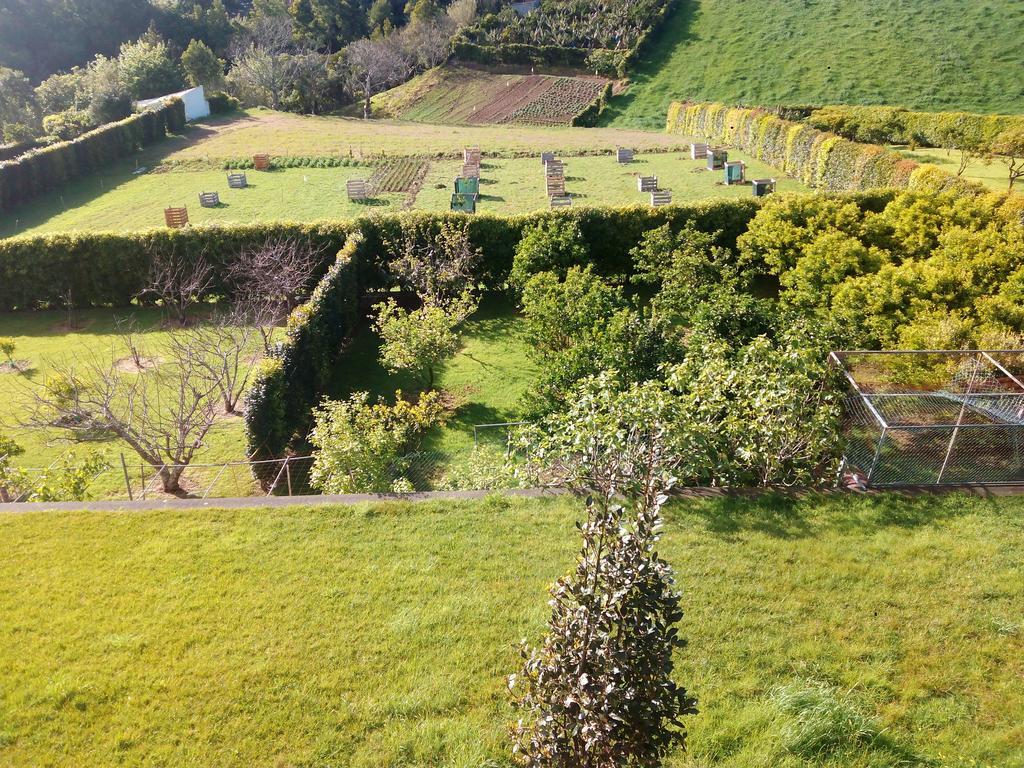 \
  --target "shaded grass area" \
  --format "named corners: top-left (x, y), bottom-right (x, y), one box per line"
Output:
top-left (604, 0), bottom-right (1024, 130)
top-left (1, 492), bottom-right (1021, 766)
top-left (0, 307), bottom-right (264, 498)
